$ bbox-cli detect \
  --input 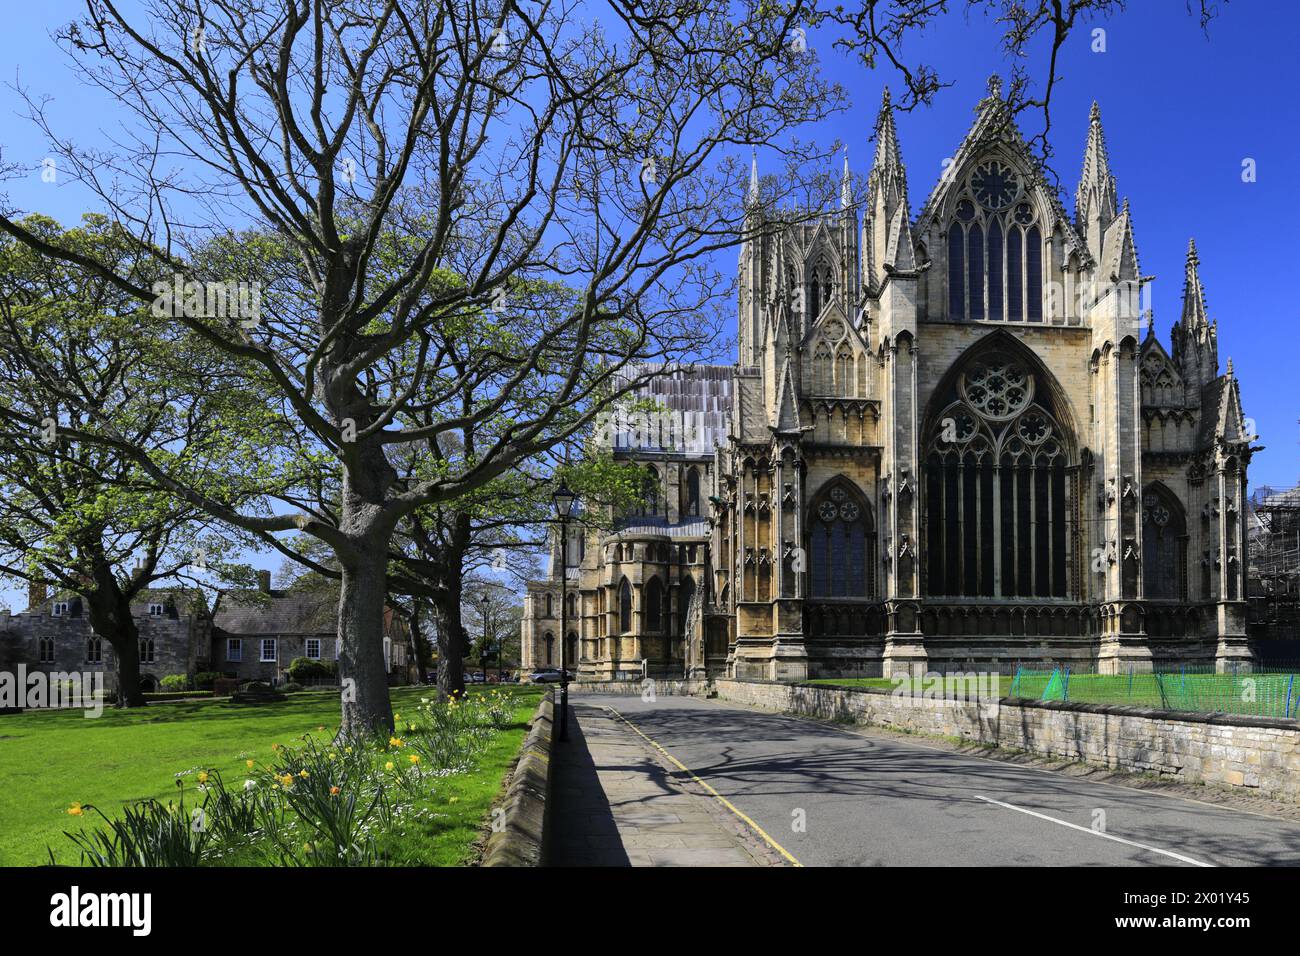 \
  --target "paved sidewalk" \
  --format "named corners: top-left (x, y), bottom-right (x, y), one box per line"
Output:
top-left (545, 700), bottom-right (766, 866)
